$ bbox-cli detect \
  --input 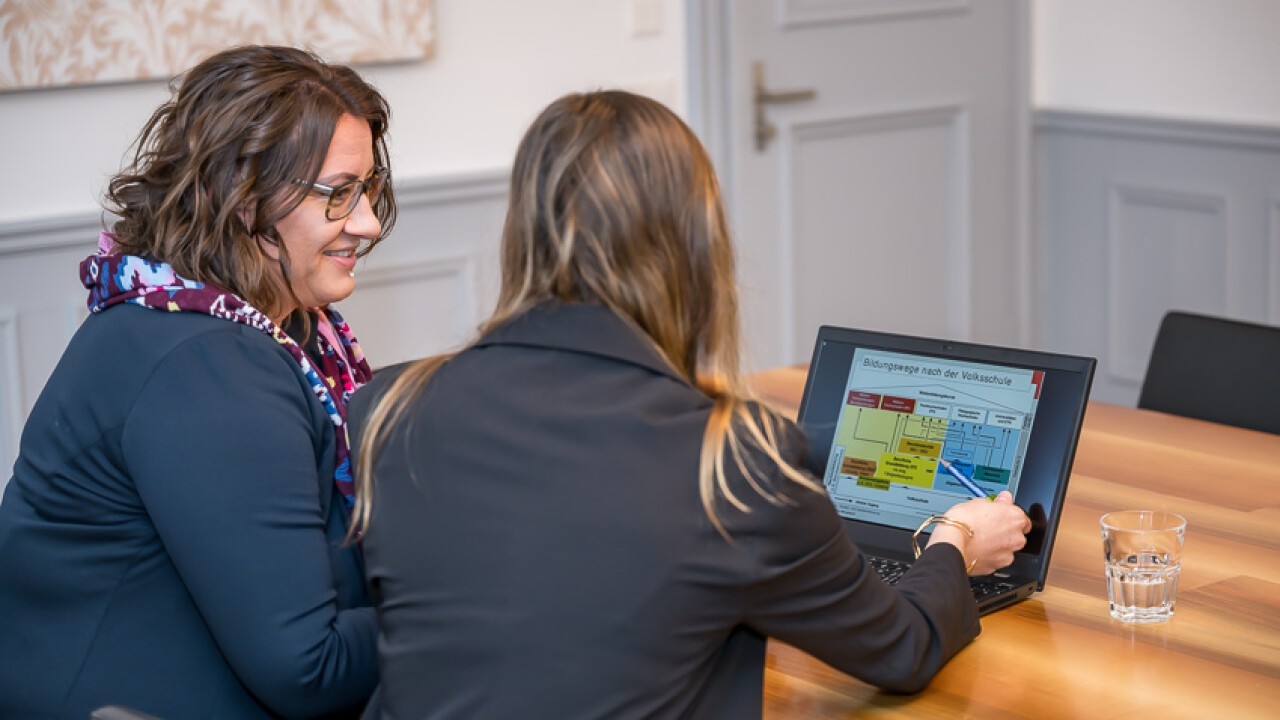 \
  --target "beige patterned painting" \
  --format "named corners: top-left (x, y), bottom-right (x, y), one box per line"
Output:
top-left (0, 0), bottom-right (435, 91)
